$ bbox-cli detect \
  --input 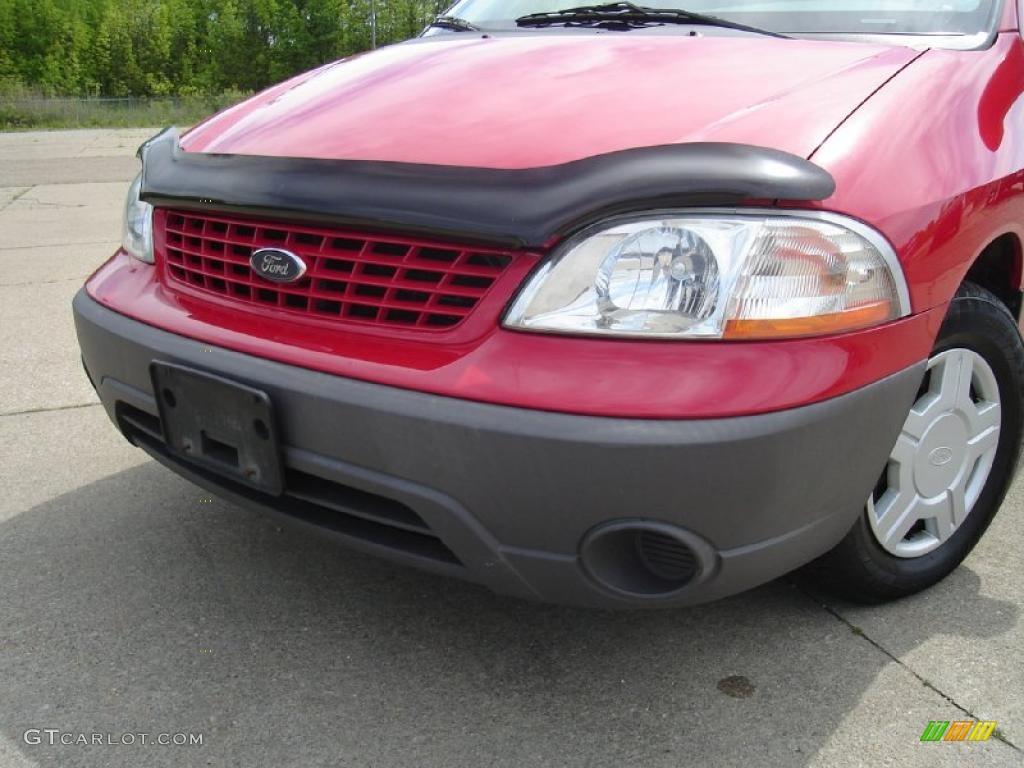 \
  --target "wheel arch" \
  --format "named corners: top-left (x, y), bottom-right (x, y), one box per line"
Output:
top-left (962, 231), bottom-right (1024, 320)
